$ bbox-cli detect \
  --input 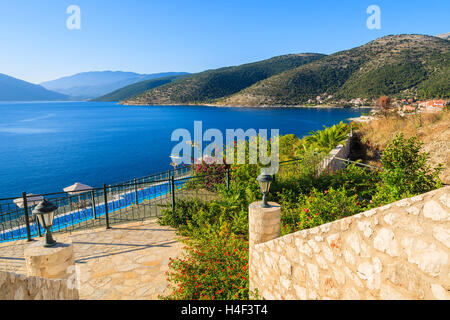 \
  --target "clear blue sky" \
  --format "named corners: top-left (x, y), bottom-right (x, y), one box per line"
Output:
top-left (0, 0), bottom-right (448, 83)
